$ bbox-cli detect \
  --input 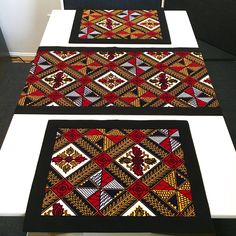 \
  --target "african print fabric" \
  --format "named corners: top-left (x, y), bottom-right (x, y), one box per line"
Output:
top-left (24, 120), bottom-right (213, 233)
top-left (16, 47), bottom-right (221, 115)
top-left (69, 9), bottom-right (170, 44)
